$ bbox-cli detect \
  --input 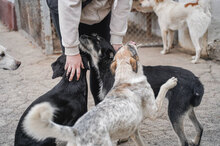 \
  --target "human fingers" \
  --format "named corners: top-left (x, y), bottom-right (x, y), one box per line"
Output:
top-left (76, 67), bottom-right (81, 81)
top-left (69, 67), bottom-right (76, 81)
top-left (66, 66), bottom-right (72, 77)
top-left (65, 63), bottom-right (68, 70)
top-left (81, 61), bottom-right (84, 69)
